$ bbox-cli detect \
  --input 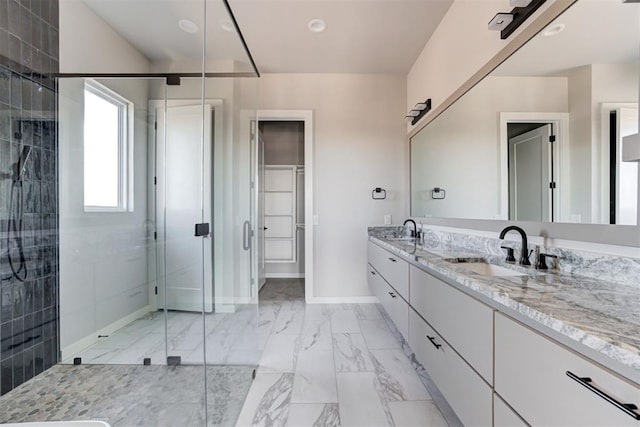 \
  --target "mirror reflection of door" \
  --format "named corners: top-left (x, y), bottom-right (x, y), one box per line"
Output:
top-left (508, 123), bottom-right (555, 222)
top-left (611, 107), bottom-right (639, 225)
